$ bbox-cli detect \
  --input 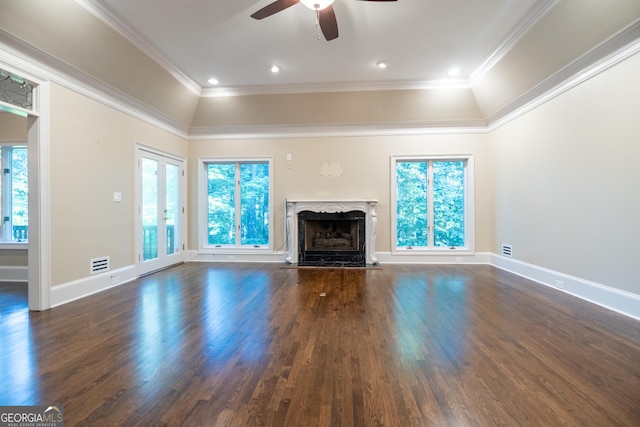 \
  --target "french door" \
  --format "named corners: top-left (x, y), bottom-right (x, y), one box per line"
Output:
top-left (137, 148), bottom-right (185, 275)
